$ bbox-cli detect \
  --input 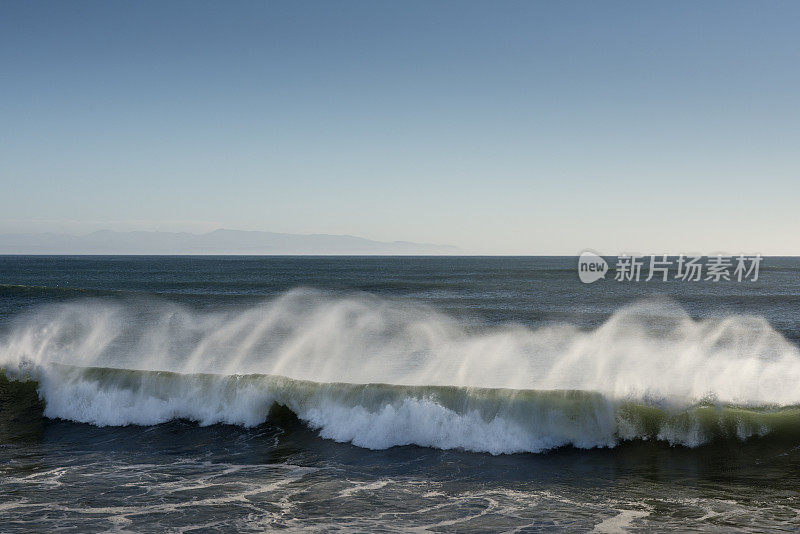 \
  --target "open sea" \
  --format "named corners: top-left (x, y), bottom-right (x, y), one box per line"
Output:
top-left (2, 255), bottom-right (800, 532)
